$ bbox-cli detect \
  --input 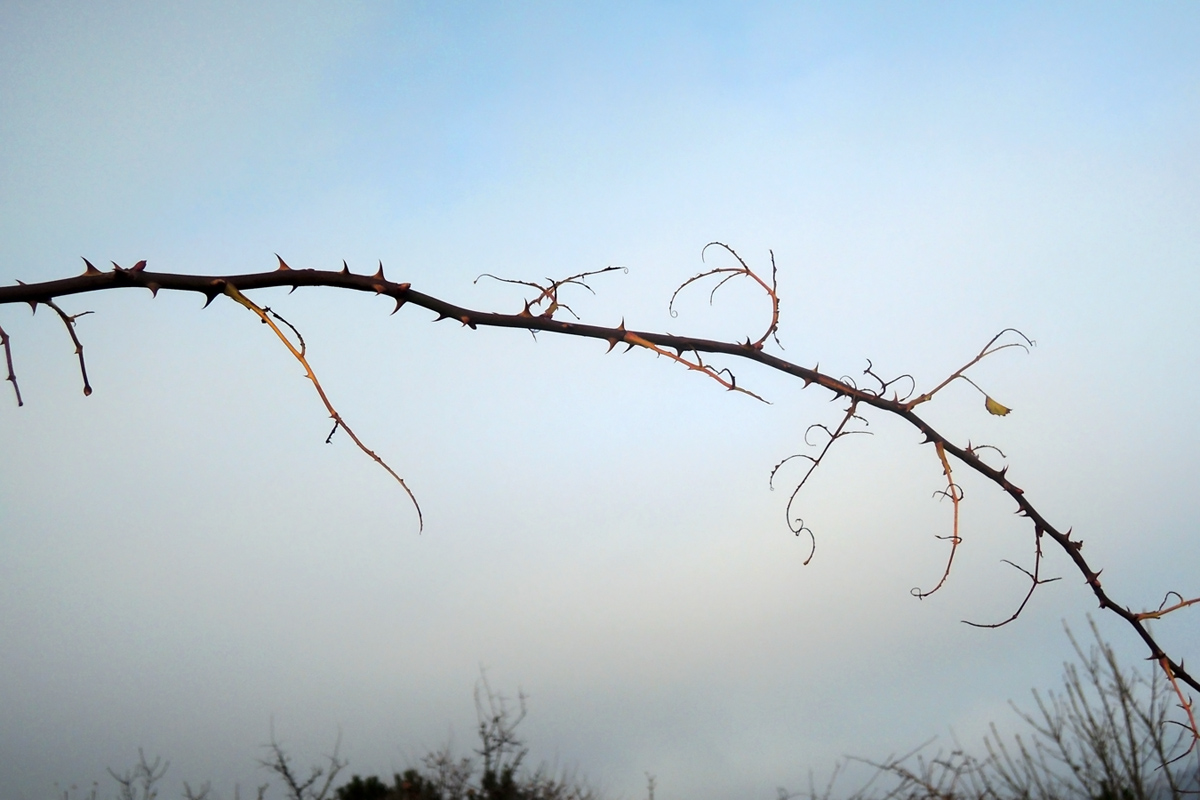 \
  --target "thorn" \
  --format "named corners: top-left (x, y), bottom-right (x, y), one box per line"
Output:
top-left (276, 254), bottom-right (291, 271)
top-left (459, 315), bottom-right (476, 329)
top-left (147, 283), bottom-right (159, 298)
top-left (82, 258), bottom-right (102, 276)
top-left (131, 260), bottom-right (146, 272)
top-left (111, 261), bottom-right (122, 271)
top-left (605, 338), bottom-right (619, 353)
top-left (202, 279), bottom-right (226, 309)
top-left (287, 285), bottom-right (298, 294)
top-left (391, 297), bottom-right (407, 315)
top-left (434, 313), bottom-right (449, 323)
top-left (397, 282), bottom-right (410, 291)
top-left (373, 260), bottom-right (385, 281)
top-left (341, 260), bottom-right (350, 275)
